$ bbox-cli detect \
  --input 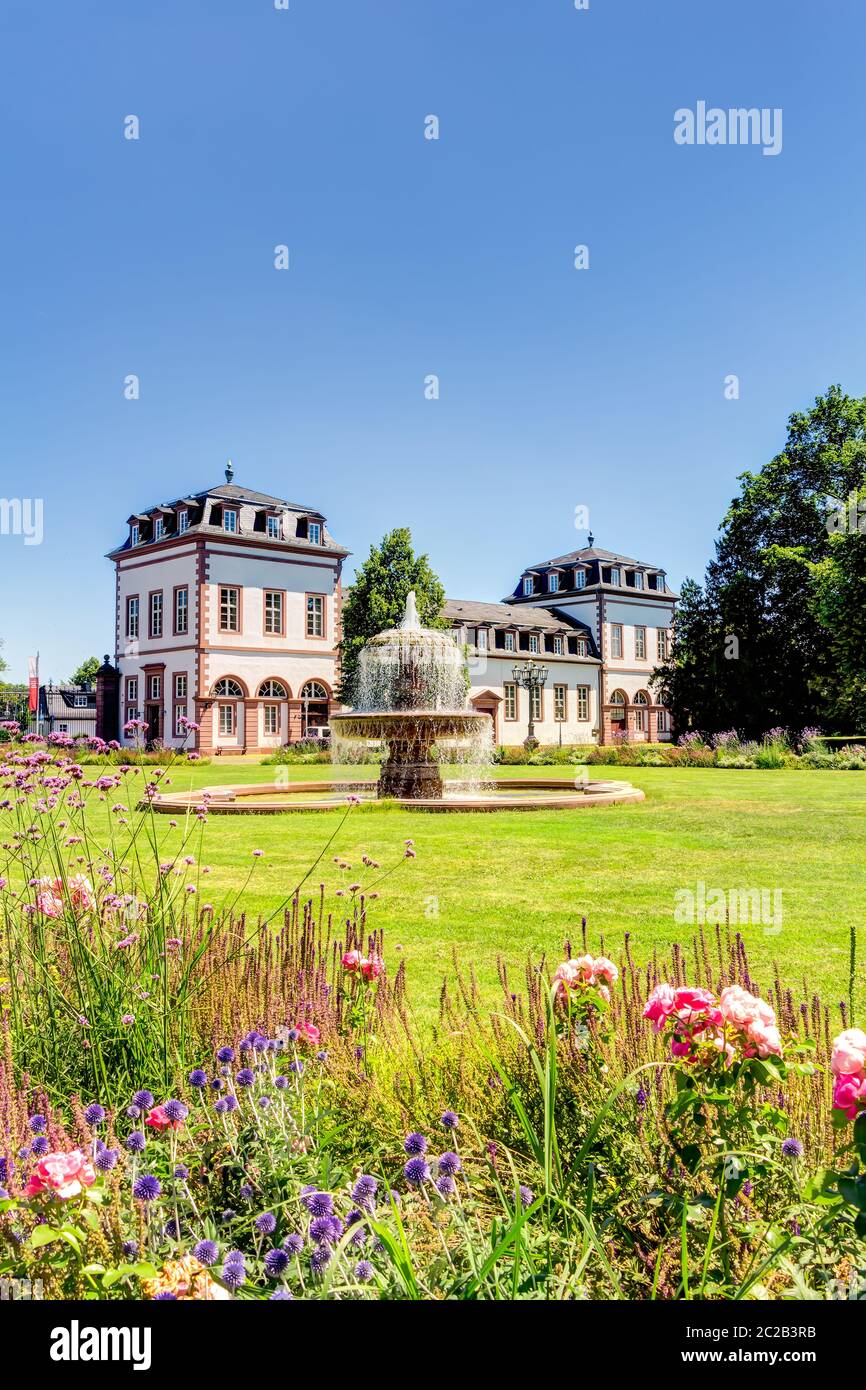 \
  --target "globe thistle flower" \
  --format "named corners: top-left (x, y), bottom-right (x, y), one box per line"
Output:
top-left (240, 1183), bottom-right (255, 1200)
top-left (133, 1174), bottom-right (161, 1202)
top-left (210, 1077), bottom-right (224, 1092)
top-left (257, 1096), bottom-right (271, 1110)
top-left (270, 1287), bottom-right (293, 1300)
top-left (404, 1132), bottom-right (427, 1156)
top-left (163, 1100), bottom-right (188, 1123)
top-left (126, 1104), bottom-right (141, 1120)
top-left (782, 1137), bottom-right (804, 1159)
top-left (163, 1218), bottom-right (181, 1240)
top-left (440, 1110), bottom-right (459, 1131)
top-left (235, 1068), bottom-right (255, 1088)
top-left (223, 1249), bottom-right (245, 1266)
top-left (283, 1233), bottom-right (304, 1256)
top-left (403, 1157), bottom-right (431, 1186)
top-left (265, 1247), bottom-right (290, 1277)
top-left (519, 1185), bottom-right (534, 1208)
top-left (28, 1115), bottom-right (46, 1134)
top-left (354, 1260), bottom-right (374, 1282)
top-left (84, 1103), bottom-right (106, 1126)
top-left (221, 1209), bottom-right (236, 1224)
top-left (96, 1148), bottom-right (118, 1173)
top-left (223, 1095), bottom-right (239, 1112)
top-left (436, 1174), bottom-right (456, 1198)
top-left (217, 1046), bottom-right (235, 1064)
top-left (193, 1239), bottom-right (218, 1266)
top-left (255, 1212), bottom-right (277, 1235)
top-left (132, 1090), bottom-right (154, 1110)
top-left (221, 1260), bottom-right (245, 1289)
top-left (351, 1174), bottom-right (378, 1210)
top-left (153, 1291), bottom-right (177, 1300)
top-left (275, 1076), bottom-right (289, 1091)
top-left (437, 1152), bottom-right (461, 1177)
top-left (301, 1191), bottom-right (333, 1218)
top-left (214, 1099), bottom-right (228, 1115)
top-left (173, 1164), bottom-right (190, 1180)
top-left (125, 1132), bottom-right (146, 1153)
top-left (122, 1239), bottom-right (139, 1260)
top-left (31, 1136), bottom-right (49, 1156)
top-left (316, 1050), bottom-right (328, 1063)
top-left (309, 1245), bottom-right (332, 1274)
top-left (188, 1069), bottom-right (207, 1089)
